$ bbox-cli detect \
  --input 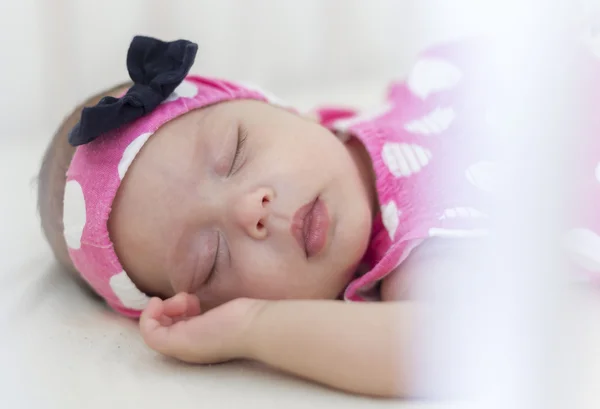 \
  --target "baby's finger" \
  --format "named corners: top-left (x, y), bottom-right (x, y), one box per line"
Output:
top-left (143, 297), bottom-right (173, 326)
top-left (162, 293), bottom-right (190, 317)
top-left (142, 297), bottom-right (165, 320)
top-left (163, 293), bottom-right (202, 319)
top-left (140, 298), bottom-right (190, 355)
top-left (183, 293), bottom-right (201, 317)
top-left (140, 314), bottom-right (191, 358)
top-left (140, 298), bottom-right (169, 340)
top-left (140, 319), bottom-right (174, 354)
